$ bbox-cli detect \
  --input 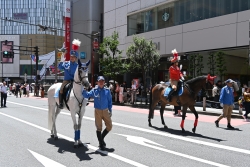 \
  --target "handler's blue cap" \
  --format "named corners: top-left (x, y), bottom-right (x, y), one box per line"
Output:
top-left (97, 76), bottom-right (105, 81)
top-left (225, 79), bottom-right (234, 83)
